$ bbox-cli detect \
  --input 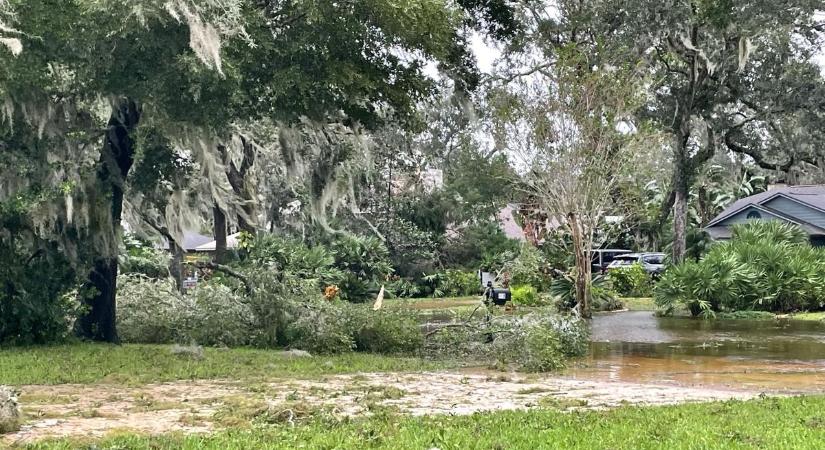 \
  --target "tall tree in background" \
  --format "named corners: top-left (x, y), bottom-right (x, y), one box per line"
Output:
top-left (508, 49), bottom-right (645, 317)
top-left (504, 0), bottom-right (825, 263)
